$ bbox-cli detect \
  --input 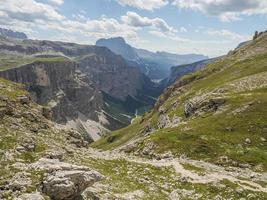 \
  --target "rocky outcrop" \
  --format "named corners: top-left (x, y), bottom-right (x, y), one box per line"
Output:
top-left (77, 51), bottom-right (143, 101)
top-left (0, 60), bottom-right (103, 123)
top-left (32, 158), bottom-right (103, 200)
top-left (0, 59), bottom-right (107, 141)
top-left (157, 114), bottom-right (171, 129)
top-left (16, 193), bottom-right (44, 200)
top-left (184, 97), bottom-right (225, 117)
top-left (42, 170), bottom-right (102, 200)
